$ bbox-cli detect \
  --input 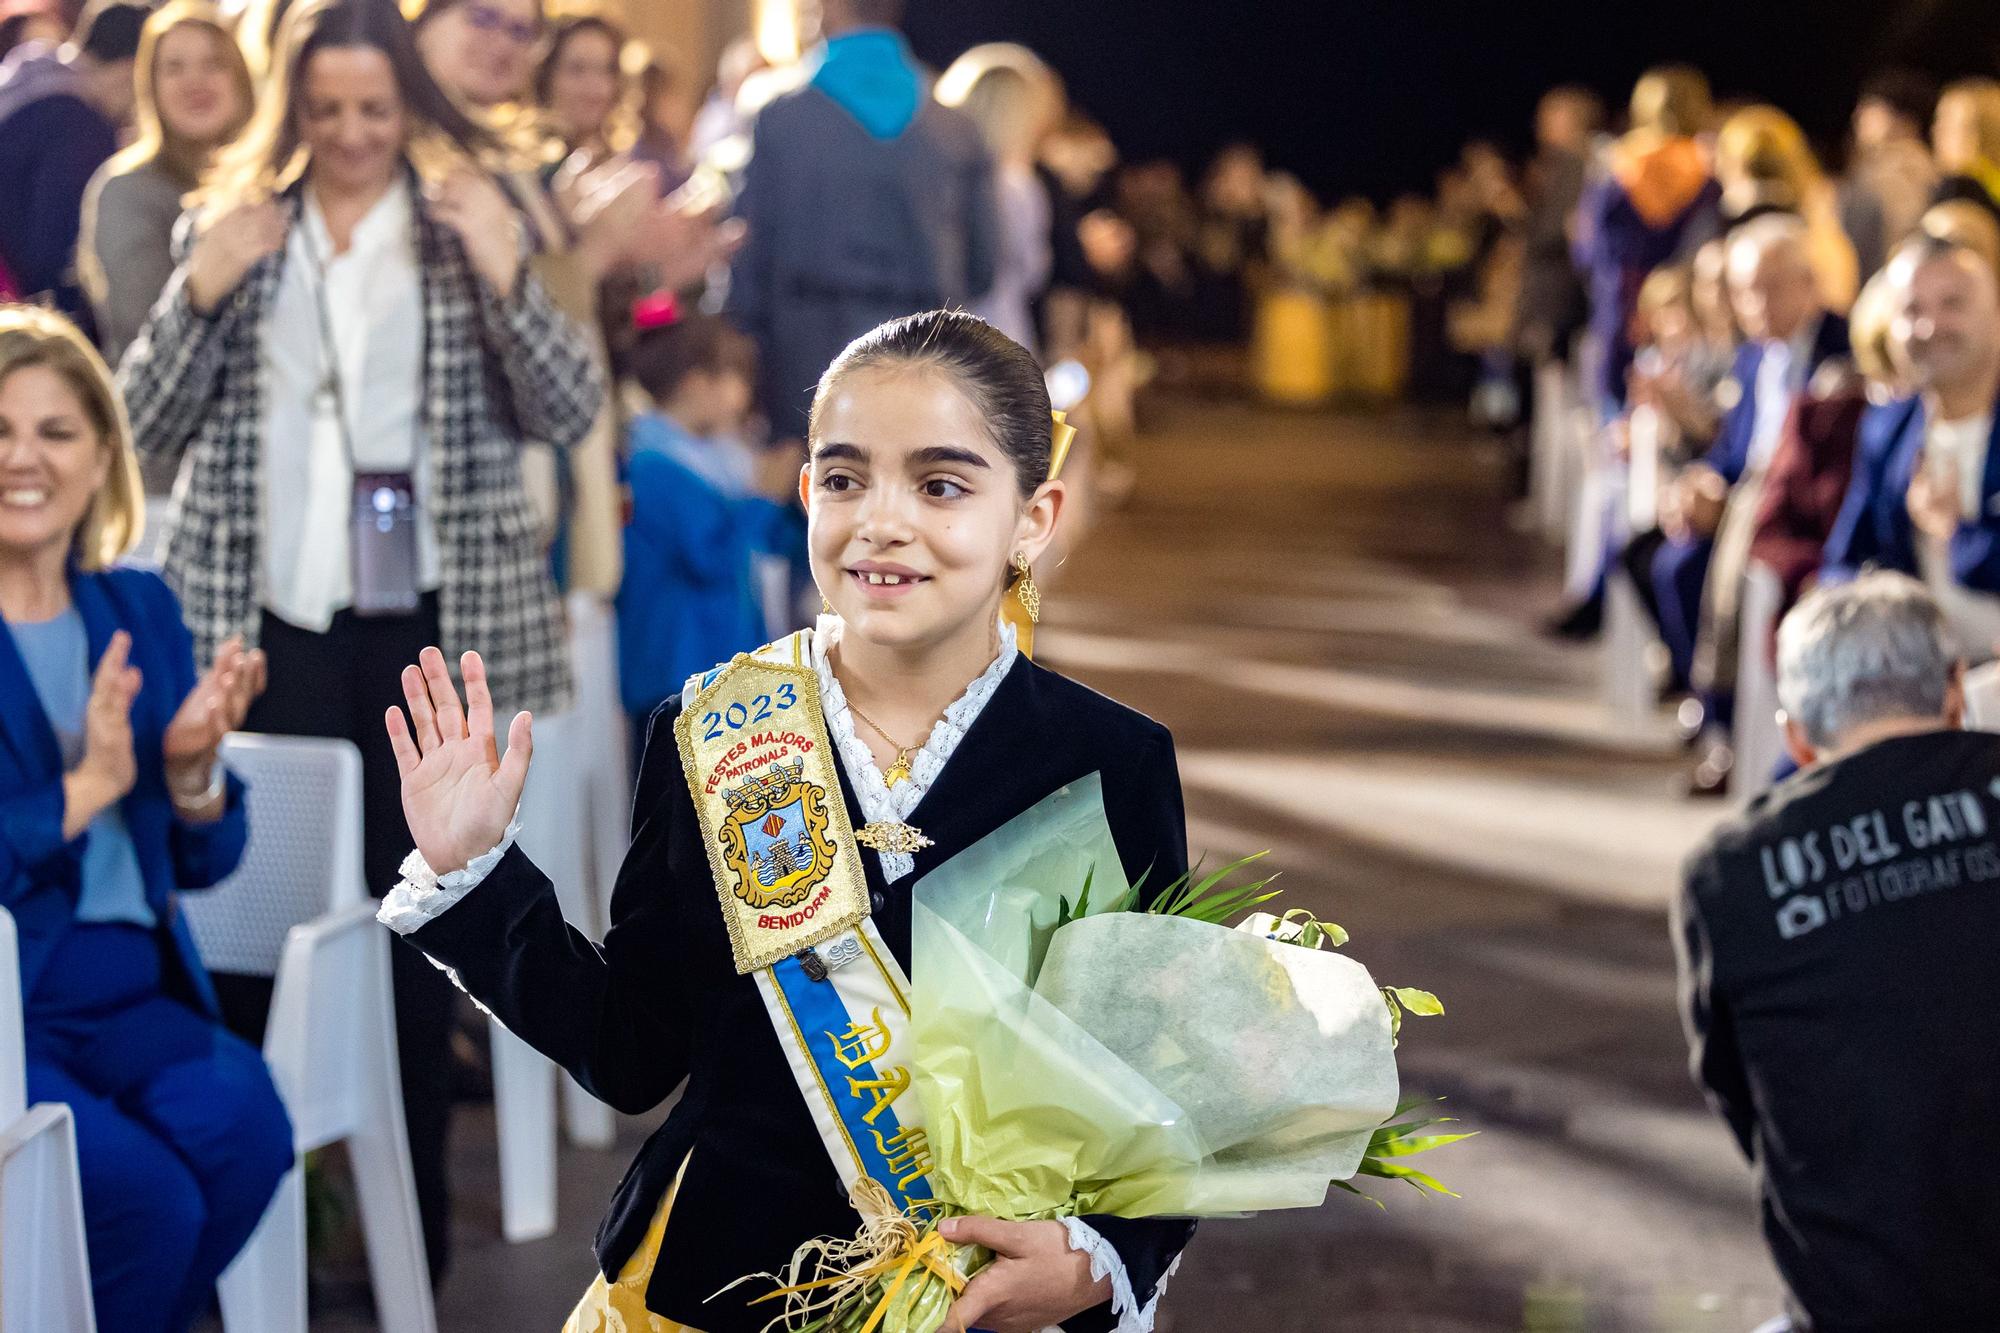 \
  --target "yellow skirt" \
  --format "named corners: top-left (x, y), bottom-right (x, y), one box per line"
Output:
top-left (563, 1155), bottom-right (709, 1333)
